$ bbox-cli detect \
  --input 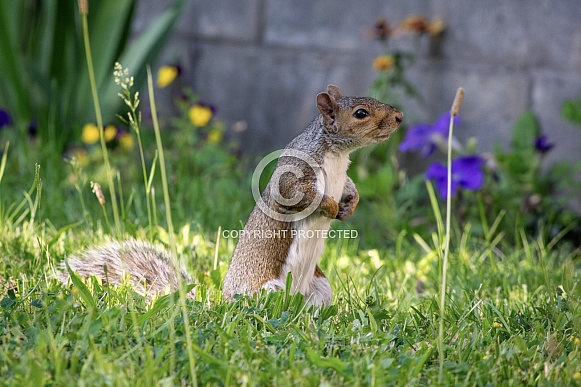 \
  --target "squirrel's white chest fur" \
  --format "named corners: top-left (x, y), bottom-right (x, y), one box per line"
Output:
top-left (263, 152), bottom-right (350, 306)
